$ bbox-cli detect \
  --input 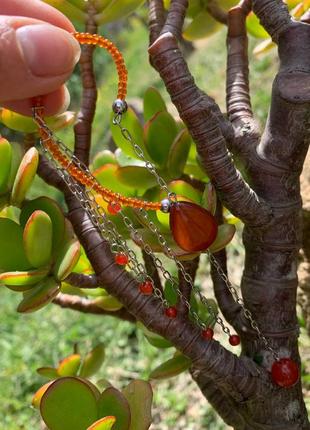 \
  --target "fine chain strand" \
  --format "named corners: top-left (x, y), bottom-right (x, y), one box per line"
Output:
top-left (113, 113), bottom-right (279, 359)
